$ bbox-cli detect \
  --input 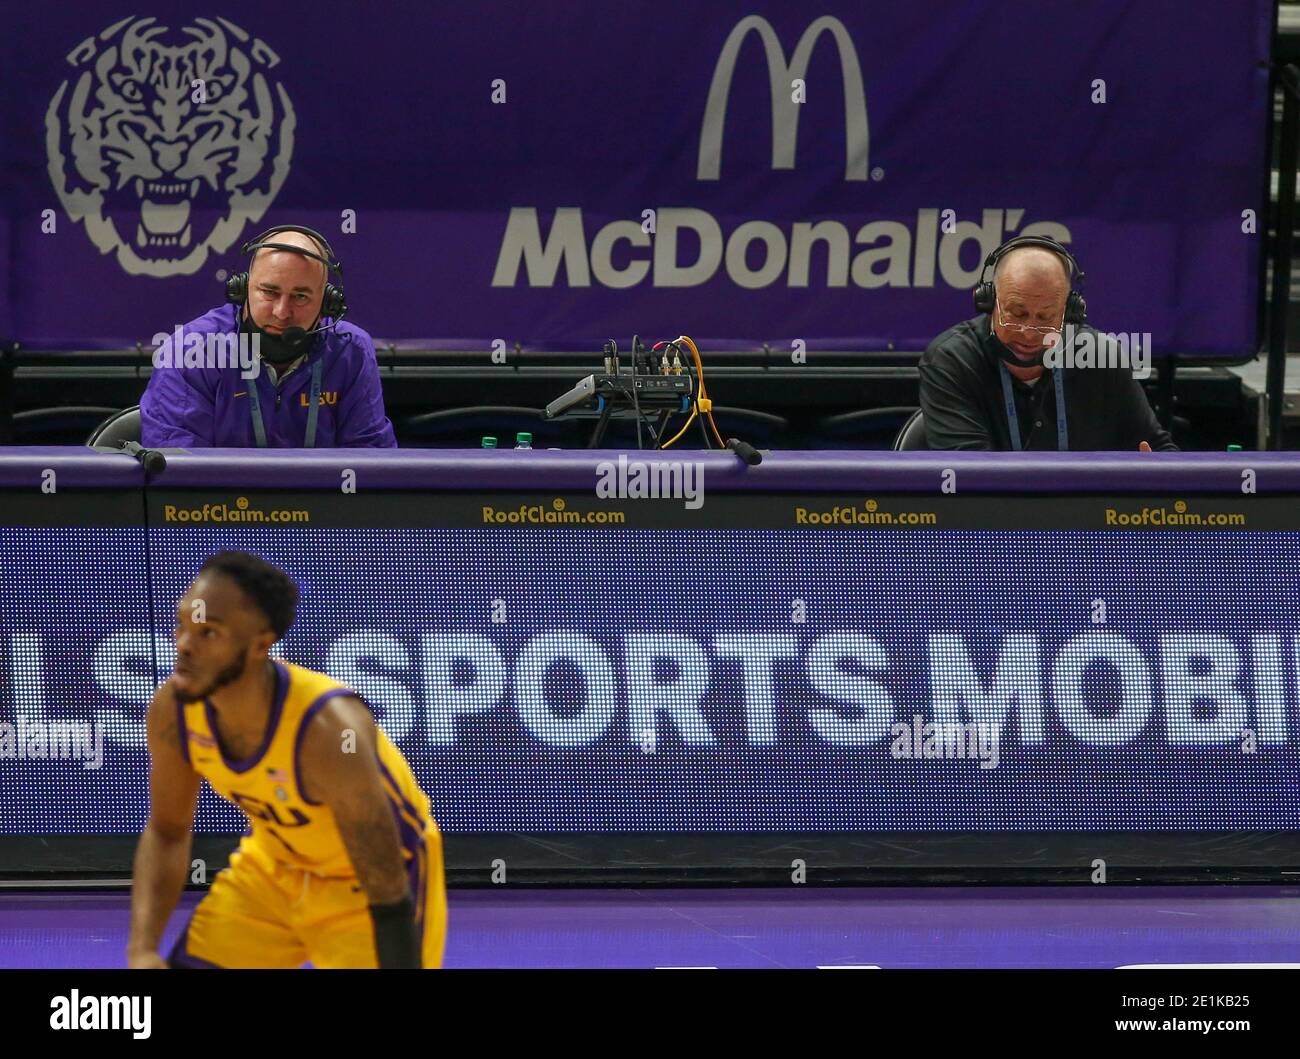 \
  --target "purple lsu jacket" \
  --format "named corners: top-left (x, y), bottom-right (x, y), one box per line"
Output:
top-left (140, 303), bottom-right (397, 448)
